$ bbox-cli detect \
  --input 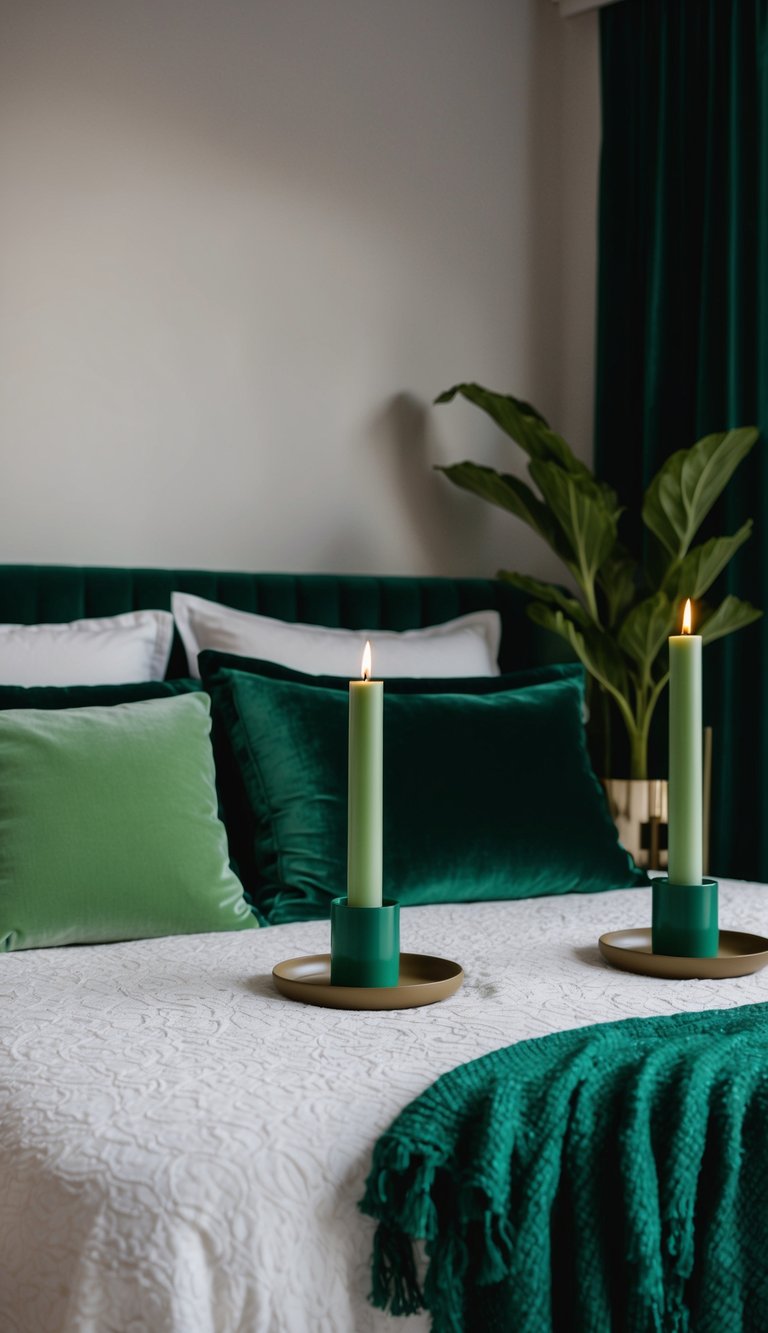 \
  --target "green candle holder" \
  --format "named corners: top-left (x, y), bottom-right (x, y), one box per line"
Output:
top-left (652, 877), bottom-right (719, 958)
top-left (330, 897), bottom-right (400, 987)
